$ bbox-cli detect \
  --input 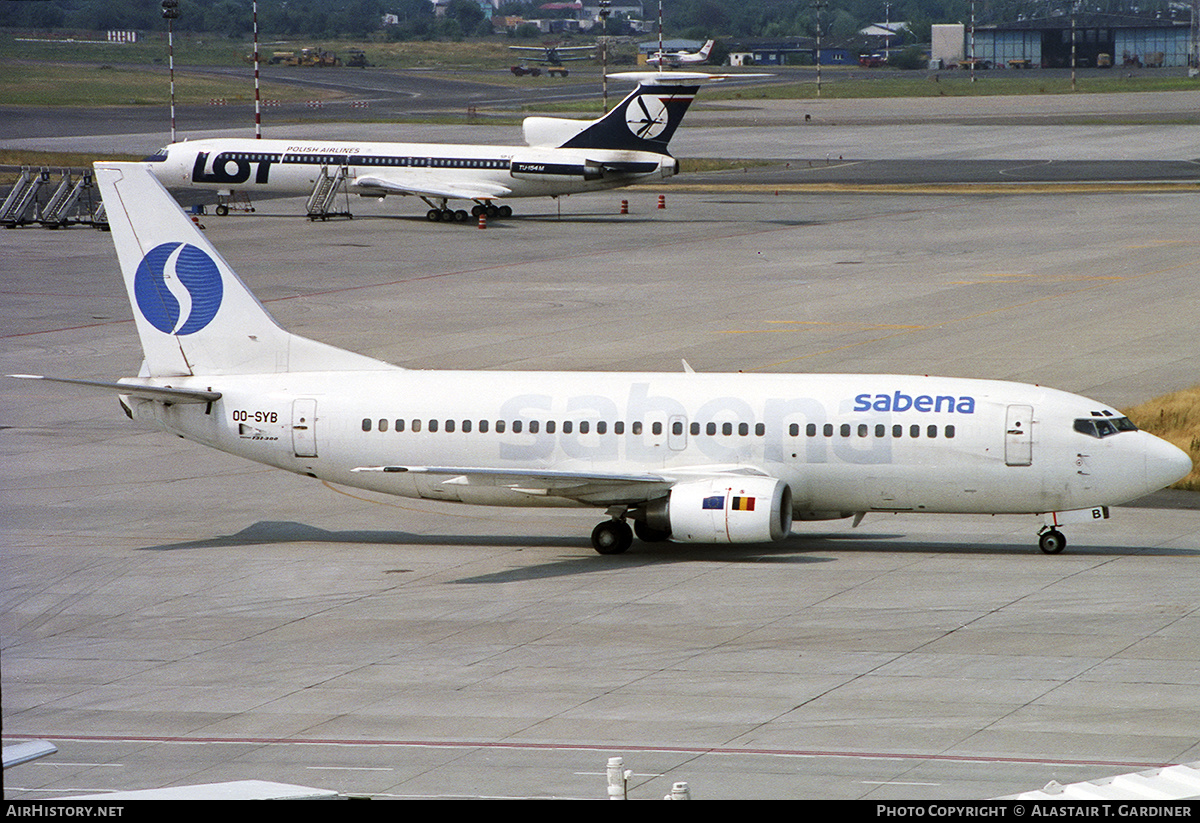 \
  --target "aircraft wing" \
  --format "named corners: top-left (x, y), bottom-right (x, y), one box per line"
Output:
top-left (352, 174), bottom-right (512, 201)
top-left (352, 464), bottom-right (772, 506)
top-left (551, 49), bottom-right (593, 61)
top-left (3, 740), bottom-right (58, 769)
top-left (354, 464), bottom-right (671, 504)
top-left (509, 45), bottom-right (593, 60)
